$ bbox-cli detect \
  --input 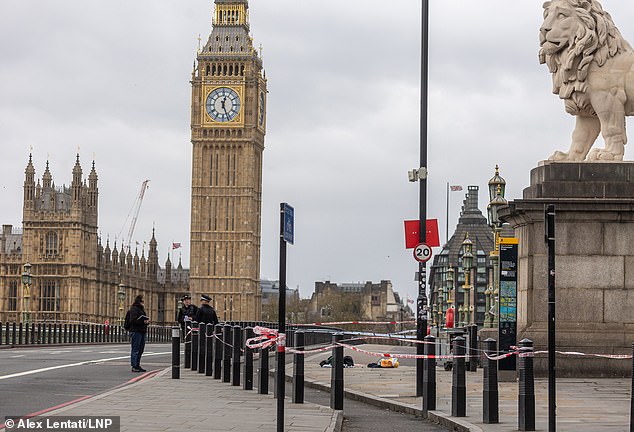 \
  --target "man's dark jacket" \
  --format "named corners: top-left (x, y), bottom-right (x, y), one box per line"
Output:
top-left (128, 302), bottom-right (149, 333)
top-left (194, 304), bottom-right (219, 326)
